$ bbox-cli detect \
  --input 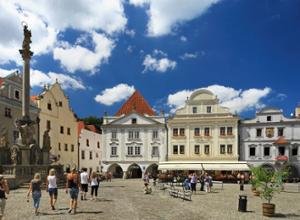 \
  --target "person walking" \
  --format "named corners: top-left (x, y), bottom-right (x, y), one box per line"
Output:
top-left (190, 173), bottom-right (197, 194)
top-left (46, 168), bottom-right (58, 210)
top-left (90, 171), bottom-right (100, 200)
top-left (80, 168), bottom-right (89, 200)
top-left (66, 168), bottom-right (80, 214)
top-left (0, 175), bottom-right (9, 220)
top-left (27, 173), bottom-right (43, 216)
